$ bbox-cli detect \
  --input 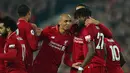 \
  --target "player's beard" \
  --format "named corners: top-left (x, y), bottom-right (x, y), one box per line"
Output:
top-left (77, 19), bottom-right (85, 32)
top-left (27, 15), bottom-right (31, 22)
top-left (28, 18), bottom-right (31, 22)
top-left (1, 29), bottom-right (8, 38)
